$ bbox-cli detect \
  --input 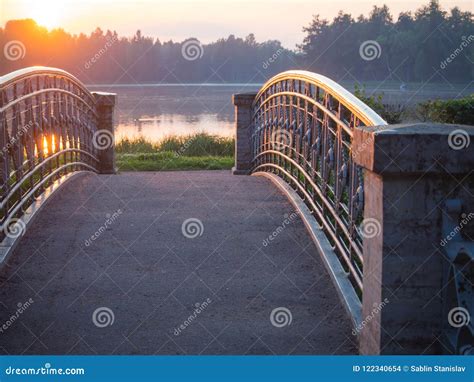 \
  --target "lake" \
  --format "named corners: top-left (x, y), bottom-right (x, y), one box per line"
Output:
top-left (87, 82), bottom-right (473, 143)
top-left (87, 84), bottom-right (260, 142)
